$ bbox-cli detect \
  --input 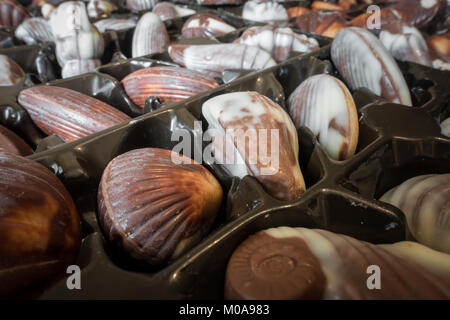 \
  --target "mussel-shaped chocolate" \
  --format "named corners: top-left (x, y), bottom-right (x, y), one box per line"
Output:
top-left (234, 25), bottom-right (319, 62)
top-left (441, 117), bottom-right (450, 137)
top-left (87, 0), bottom-right (118, 19)
top-left (121, 66), bottom-right (219, 107)
top-left (381, 174), bottom-right (450, 254)
top-left (181, 13), bottom-right (236, 39)
top-left (287, 74), bottom-right (359, 160)
top-left (61, 59), bottom-right (101, 78)
top-left (0, 125), bottom-right (33, 155)
top-left (331, 27), bottom-right (412, 106)
top-left (126, 0), bottom-right (158, 12)
top-left (168, 43), bottom-right (276, 78)
top-left (18, 86), bottom-right (131, 142)
top-left (152, 2), bottom-right (195, 21)
top-left (98, 148), bottom-right (223, 266)
top-left (0, 153), bottom-right (81, 297)
top-left (242, 0), bottom-right (288, 24)
top-left (225, 227), bottom-right (450, 300)
top-left (0, 54), bottom-right (24, 86)
top-left (379, 21), bottom-right (432, 67)
top-left (0, 0), bottom-right (30, 28)
top-left (14, 17), bottom-right (54, 45)
top-left (94, 18), bottom-right (137, 33)
top-left (295, 10), bottom-right (349, 38)
top-left (202, 91), bottom-right (306, 201)
top-left (132, 12), bottom-right (169, 58)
